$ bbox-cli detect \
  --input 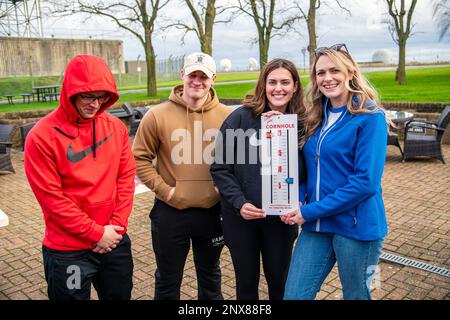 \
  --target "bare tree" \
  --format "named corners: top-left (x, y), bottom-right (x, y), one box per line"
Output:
top-left (163, 0), bottom-right (230, 55)
top-left (433, 0), bottom-right (450, 41)
top-left (51, 0), bottom-right (170, 96)
top-left (385, 0), bottom-right (418, 85)
top-left (227, 0), bottom-right (303, 69)
top-left (289, 0), bottom-right (350, 68)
